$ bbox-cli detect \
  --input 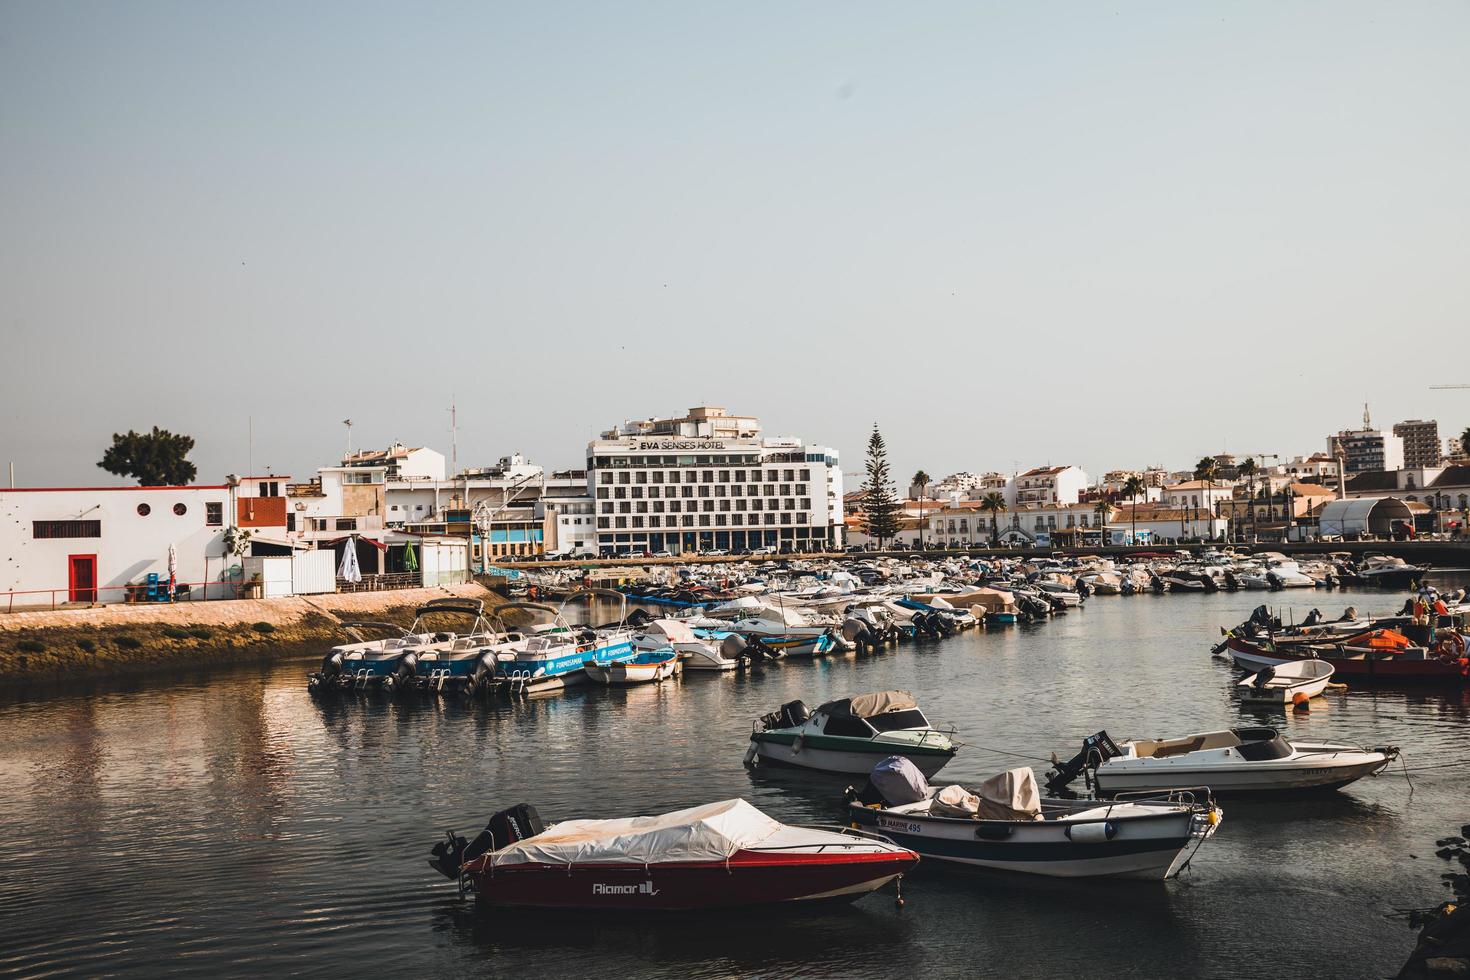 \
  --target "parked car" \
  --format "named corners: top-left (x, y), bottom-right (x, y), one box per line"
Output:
top-left (705, 549), bottom-right (729, 557)
top-left (750, 546), bottom-right (777, 556)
